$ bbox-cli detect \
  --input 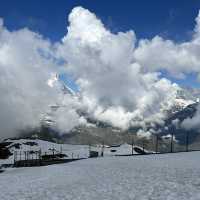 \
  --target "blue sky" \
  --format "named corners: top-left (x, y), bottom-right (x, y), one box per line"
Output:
top-left (1, 0), bottom-right (200, 41)
top-left (1, 0), bottom-right (200, 88)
